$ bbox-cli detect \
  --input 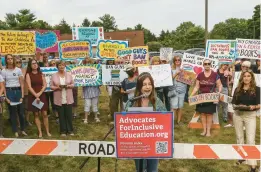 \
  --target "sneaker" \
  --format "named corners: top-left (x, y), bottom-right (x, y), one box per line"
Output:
top-left (109, 121), bottom-right (114, 125)
top-left (224, 124), bottom-right (233, 128)
top-left (95, 118), bottom-right (100, 123)
top-left (83, 119), bottom-right (88, 124)
top-left (60, 134), bottom-right (66, 137)
top-left (21, 131), bottom-right (28, 136)
top-left (15, 132), bottom-right (19, 137)
top-left (69, 133), bottom-right (74, 136)
top-left (73, 114), bottom-right (77, 119)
